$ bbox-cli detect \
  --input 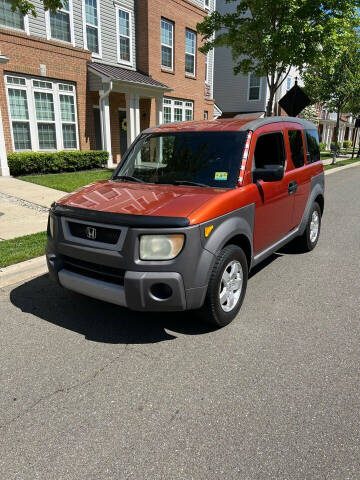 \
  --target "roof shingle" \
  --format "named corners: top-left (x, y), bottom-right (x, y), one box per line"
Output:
top-left (88, 62), bottom-right (171, 90)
